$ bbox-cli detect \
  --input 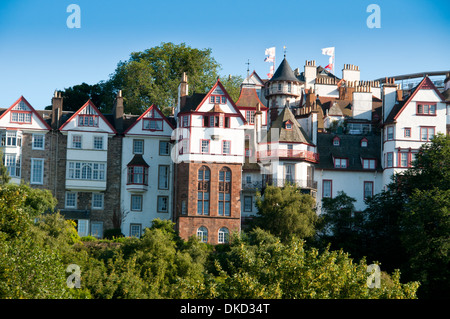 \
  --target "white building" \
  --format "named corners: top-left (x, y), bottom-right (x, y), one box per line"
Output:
top-left (120, 104), bottom-right (174, 237)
